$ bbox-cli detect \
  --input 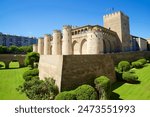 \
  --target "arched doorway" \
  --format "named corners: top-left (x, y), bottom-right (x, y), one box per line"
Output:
top-left (72, 41), bottom-right (80, 55)
top-left (80, 39), bottom-right (87, 55)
